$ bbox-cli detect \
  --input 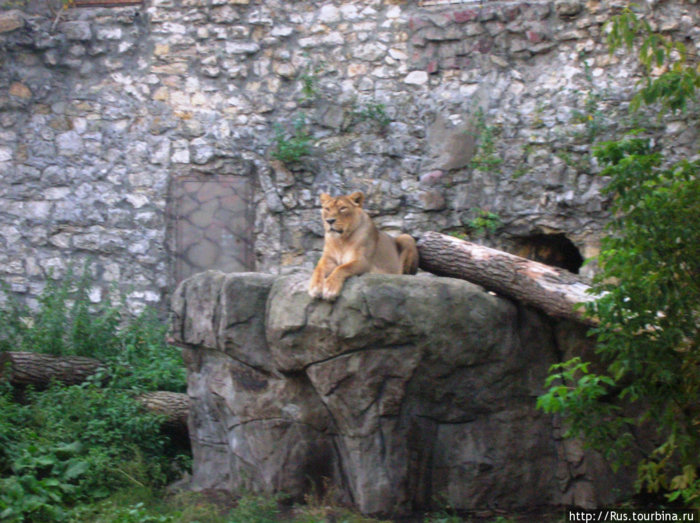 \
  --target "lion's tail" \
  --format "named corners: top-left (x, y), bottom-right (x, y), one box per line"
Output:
top-left (396, 234), bottom-right (419, 275)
